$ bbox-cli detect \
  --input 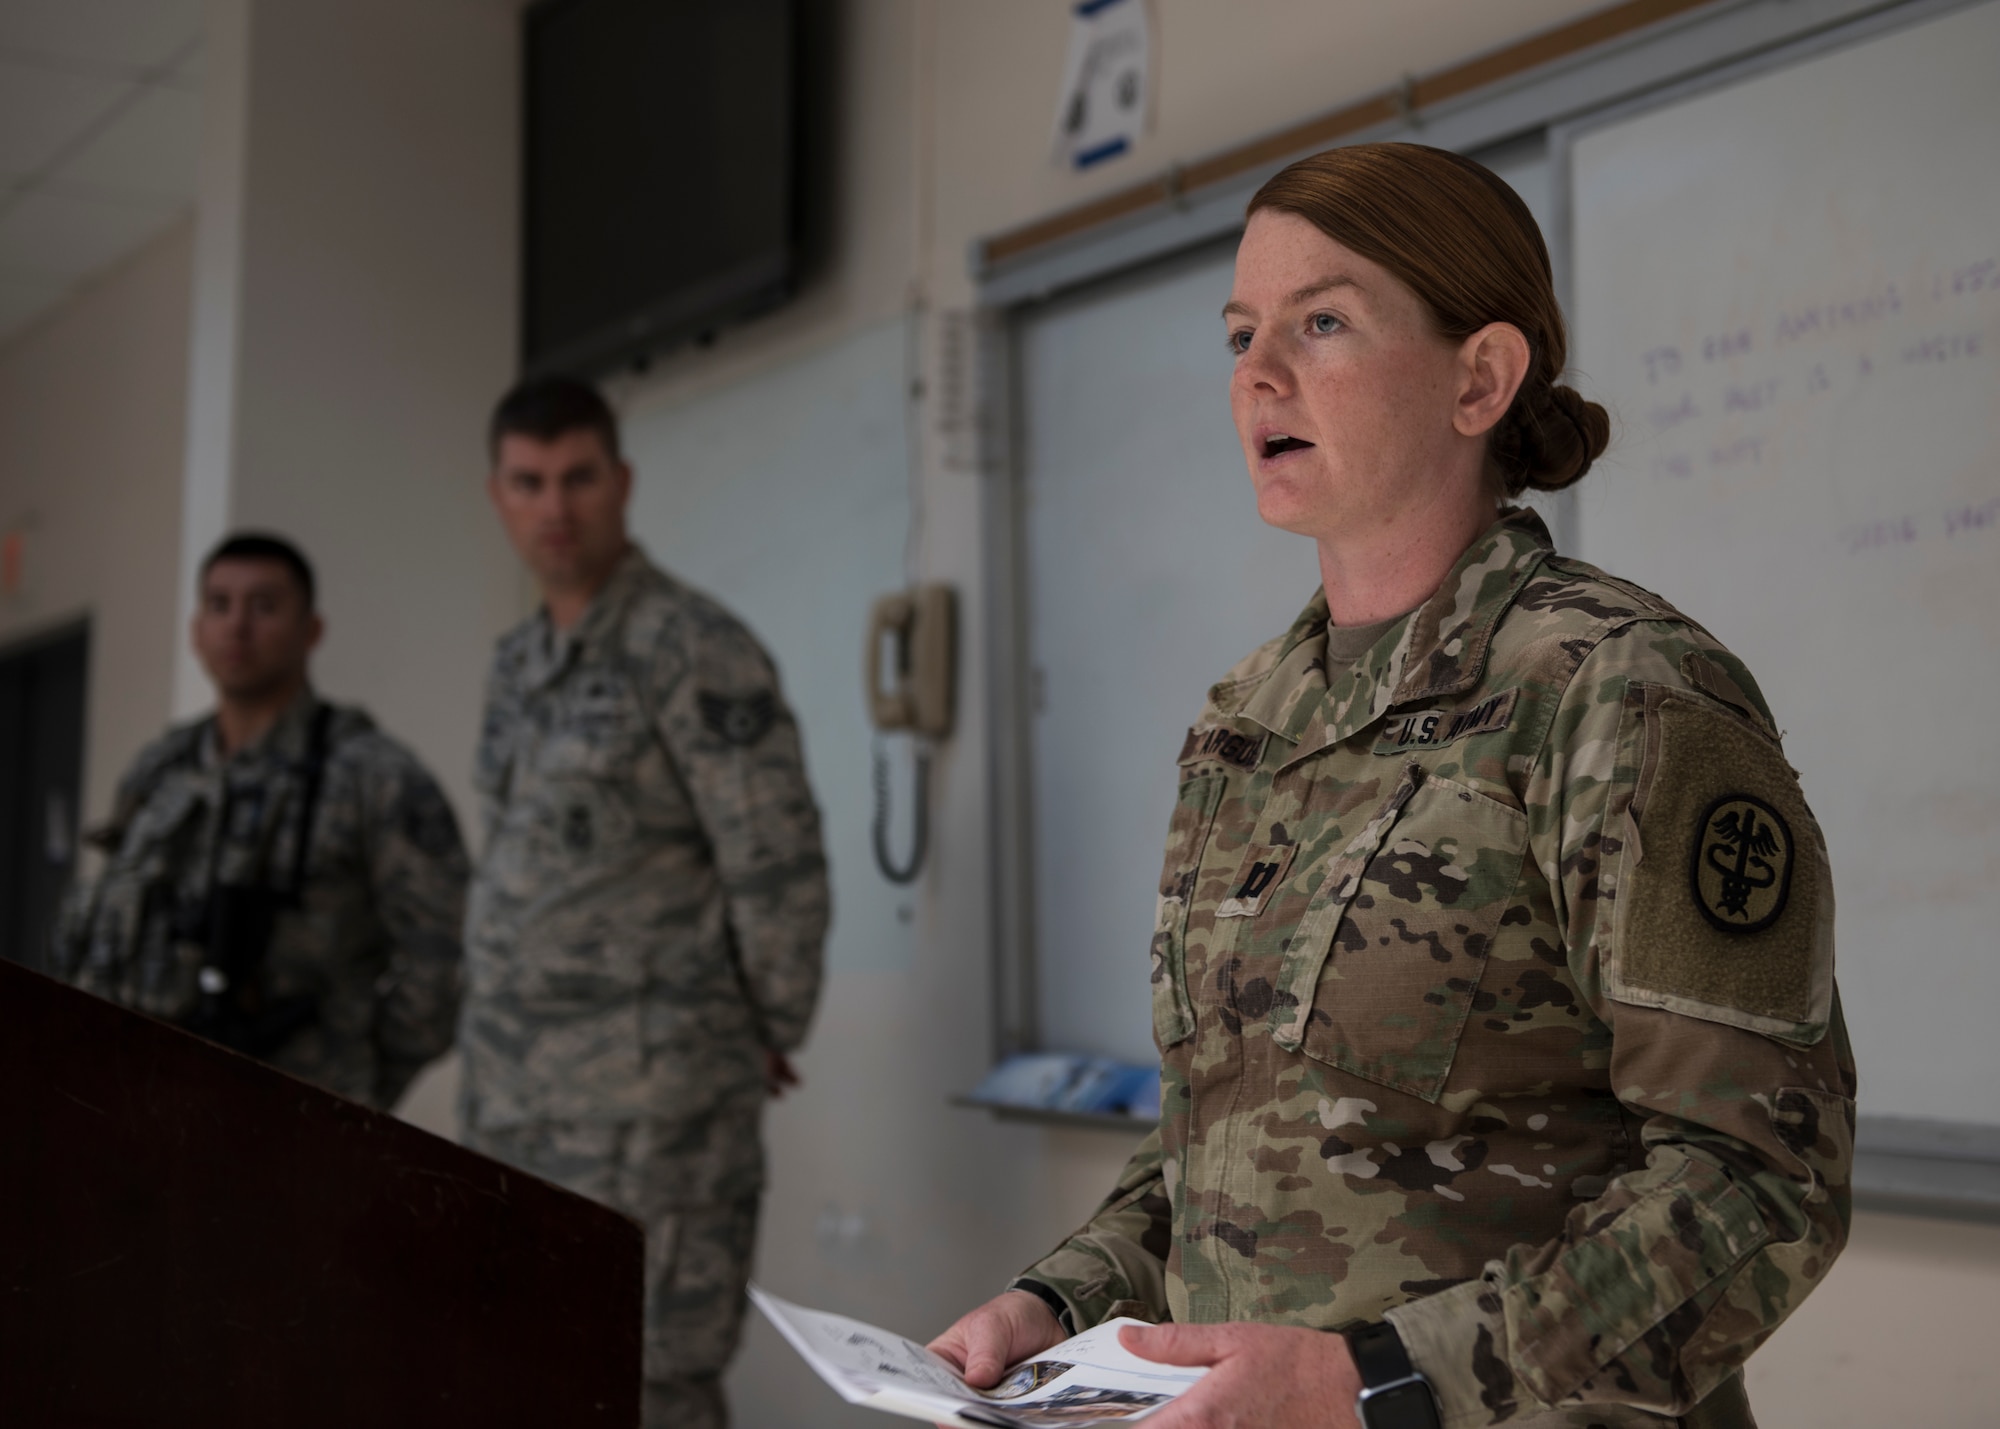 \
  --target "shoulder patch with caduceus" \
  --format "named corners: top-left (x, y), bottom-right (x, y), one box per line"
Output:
top-left (1691, 793), bottom-right (1793, 933)
top-left (698, 690), bottom-right (777, 747)
top-left (1610, 687), bottom-right (1832, 1047)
